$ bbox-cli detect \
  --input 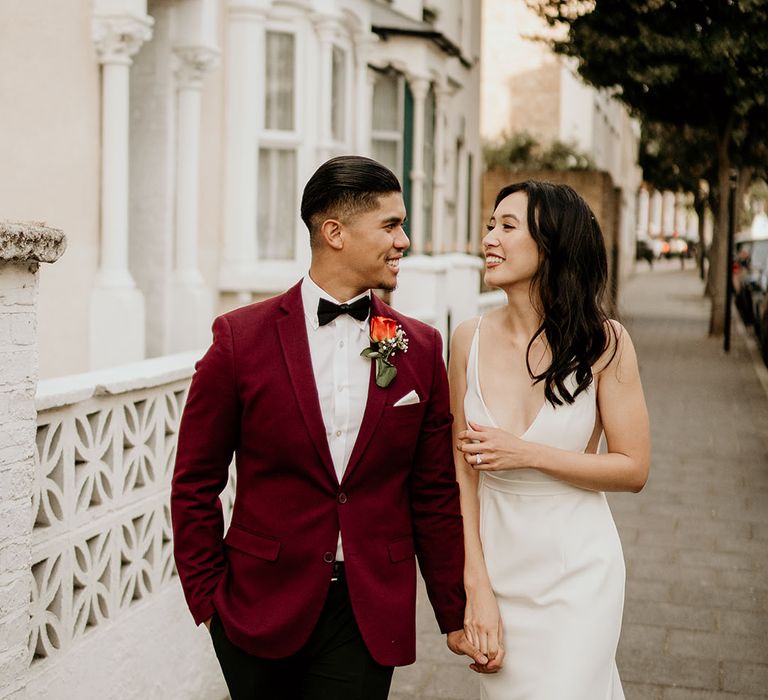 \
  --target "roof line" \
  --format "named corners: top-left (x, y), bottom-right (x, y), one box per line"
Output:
top-left (371, 25), bottom-right (474, 69)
